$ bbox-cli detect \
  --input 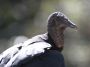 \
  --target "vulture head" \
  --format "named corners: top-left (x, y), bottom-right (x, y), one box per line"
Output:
top-left (47, 12), bottom-right (77, 50)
